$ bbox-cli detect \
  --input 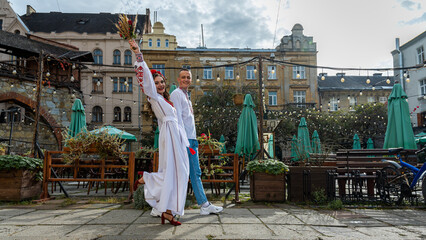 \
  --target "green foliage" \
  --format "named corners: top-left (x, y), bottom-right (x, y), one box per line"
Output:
top-left (327, 199), bottom-right (343, 210)
top-left (246, 159), bottom-right (289, 175)
top-left (312, 188), bottom-right (327, 205)
top-left (134, 186), bottom-right (147, 210)
top-left (0, 155), bottom-right (43, 181)
top-left (135, 147), bottom-right (157, 158)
